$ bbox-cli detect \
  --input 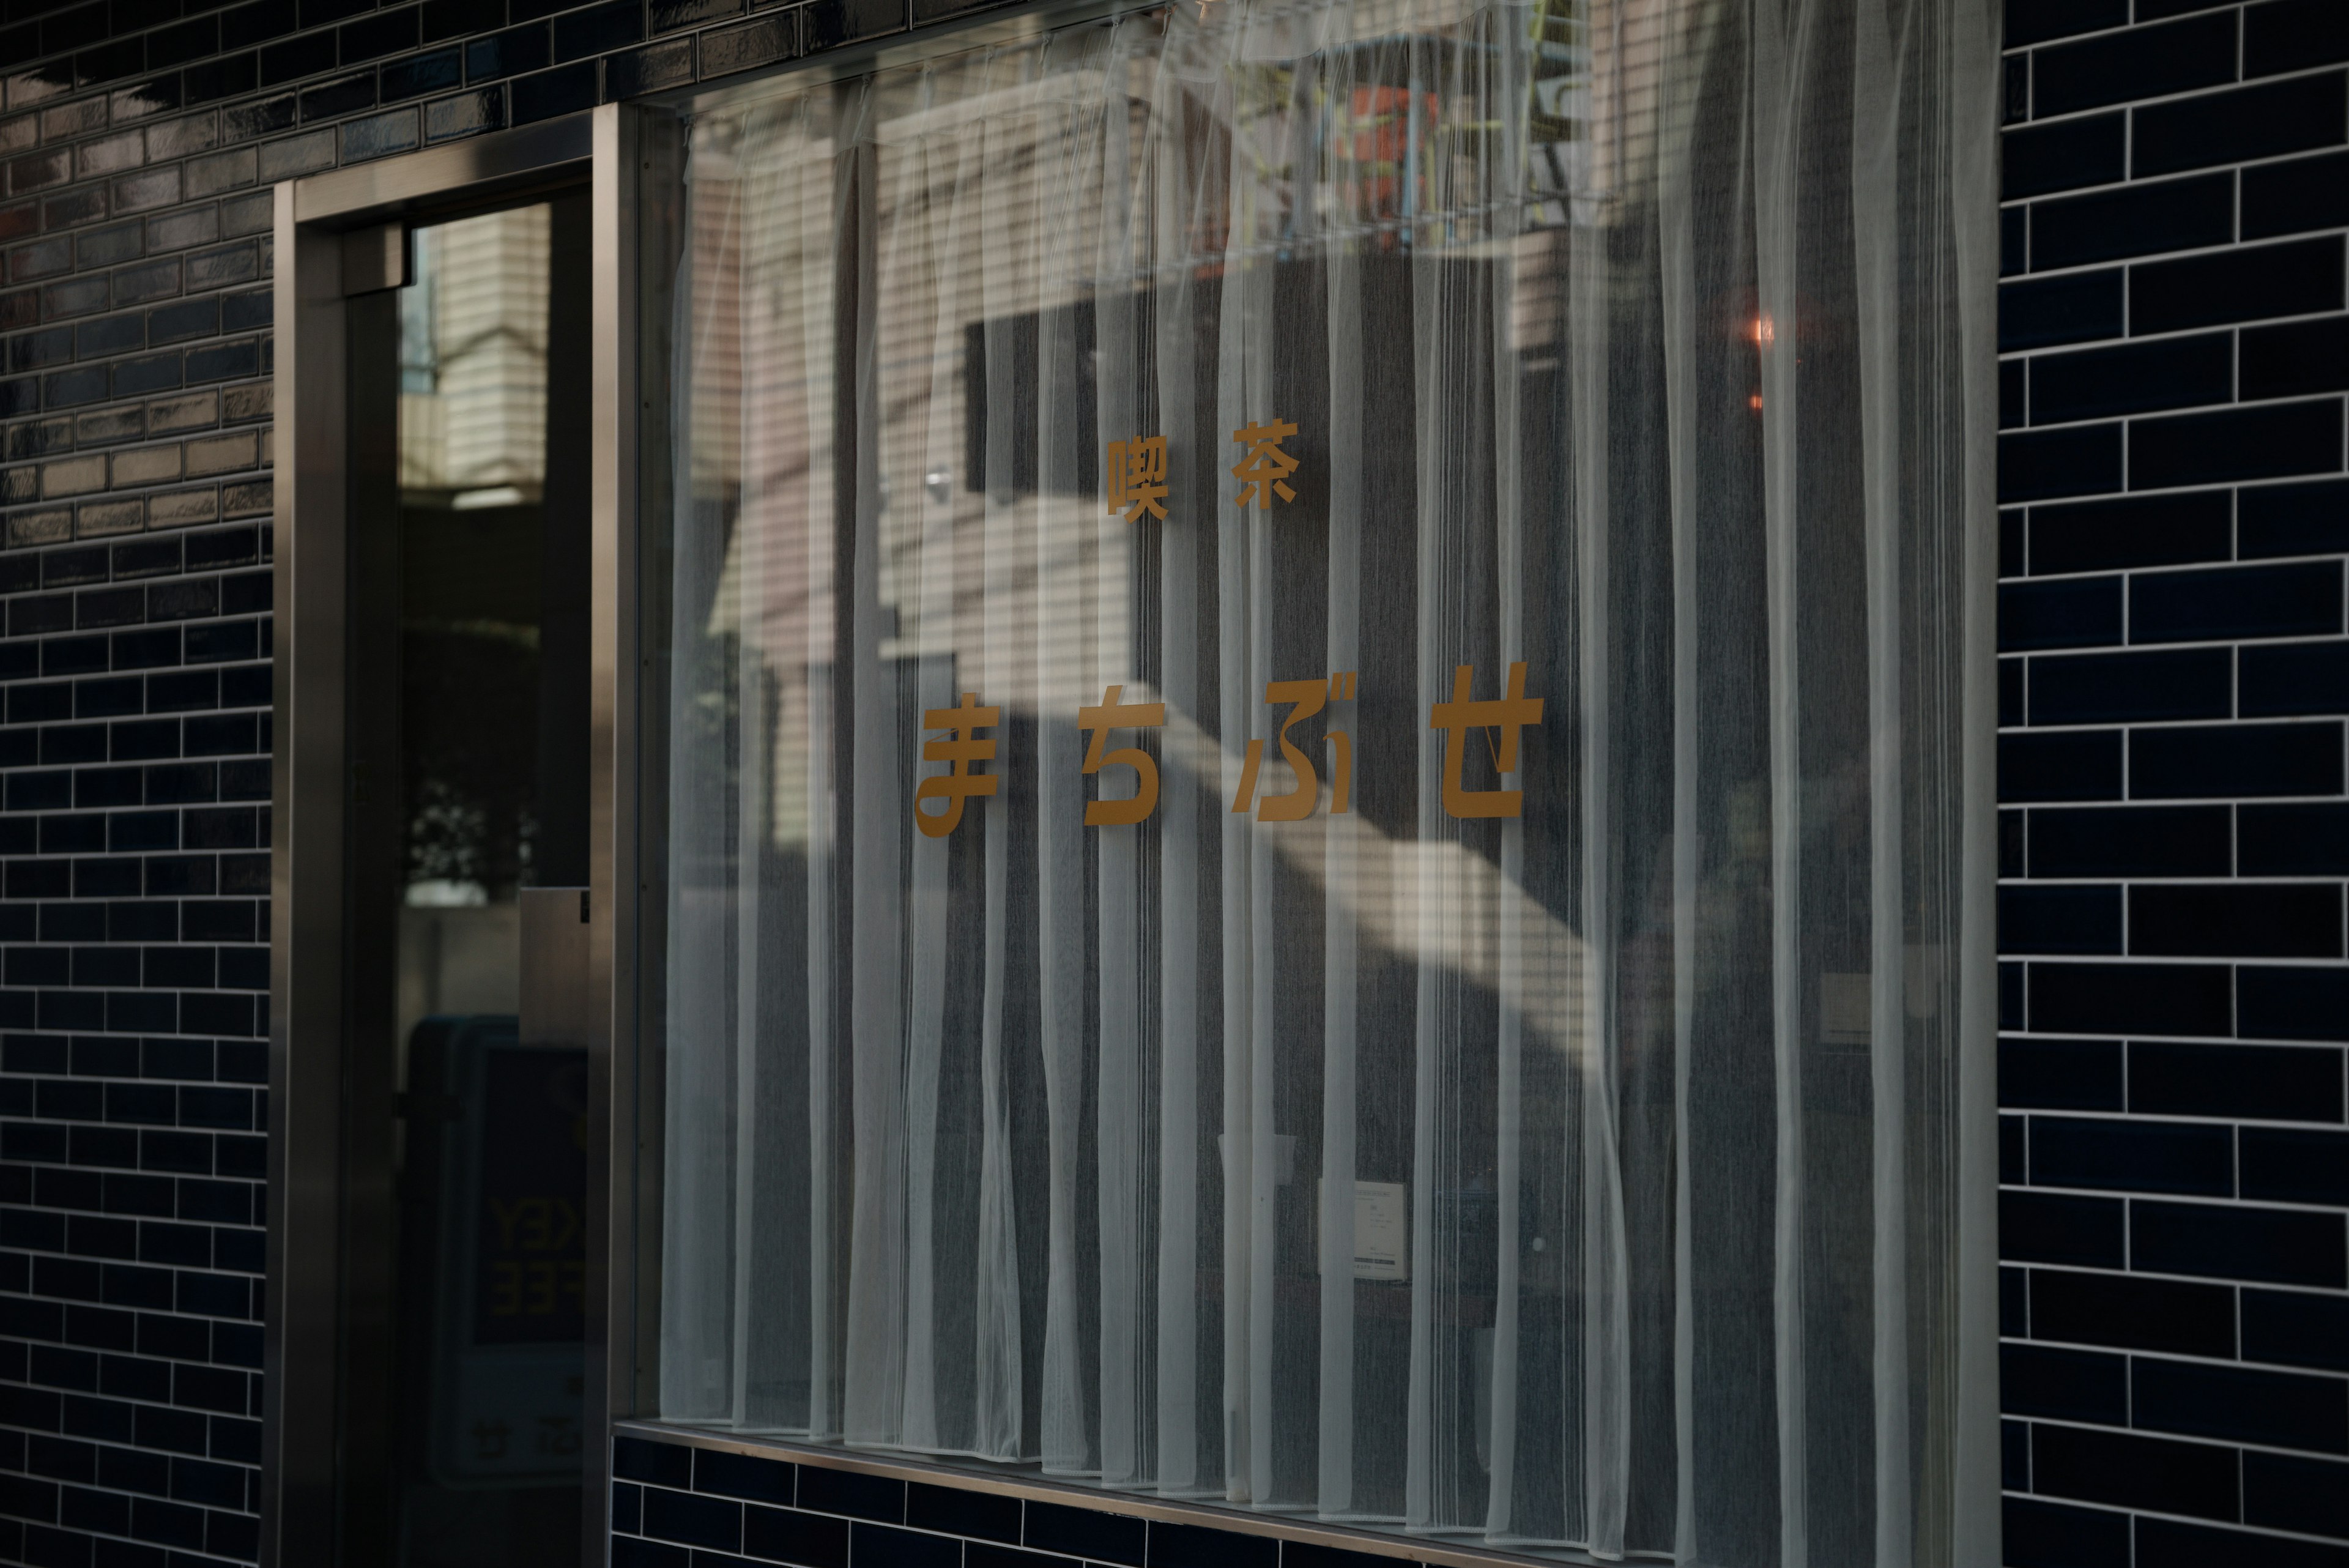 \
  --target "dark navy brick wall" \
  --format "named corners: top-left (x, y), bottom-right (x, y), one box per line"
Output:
top-left (1998, 1), bottom-right (2349, 1565)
